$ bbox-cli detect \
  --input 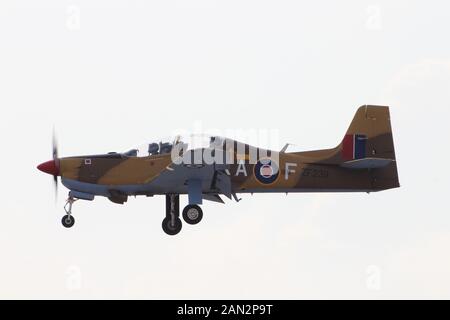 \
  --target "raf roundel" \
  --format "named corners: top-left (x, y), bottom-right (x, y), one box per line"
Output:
top-left (254, 159), bottom-right (279, 184)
